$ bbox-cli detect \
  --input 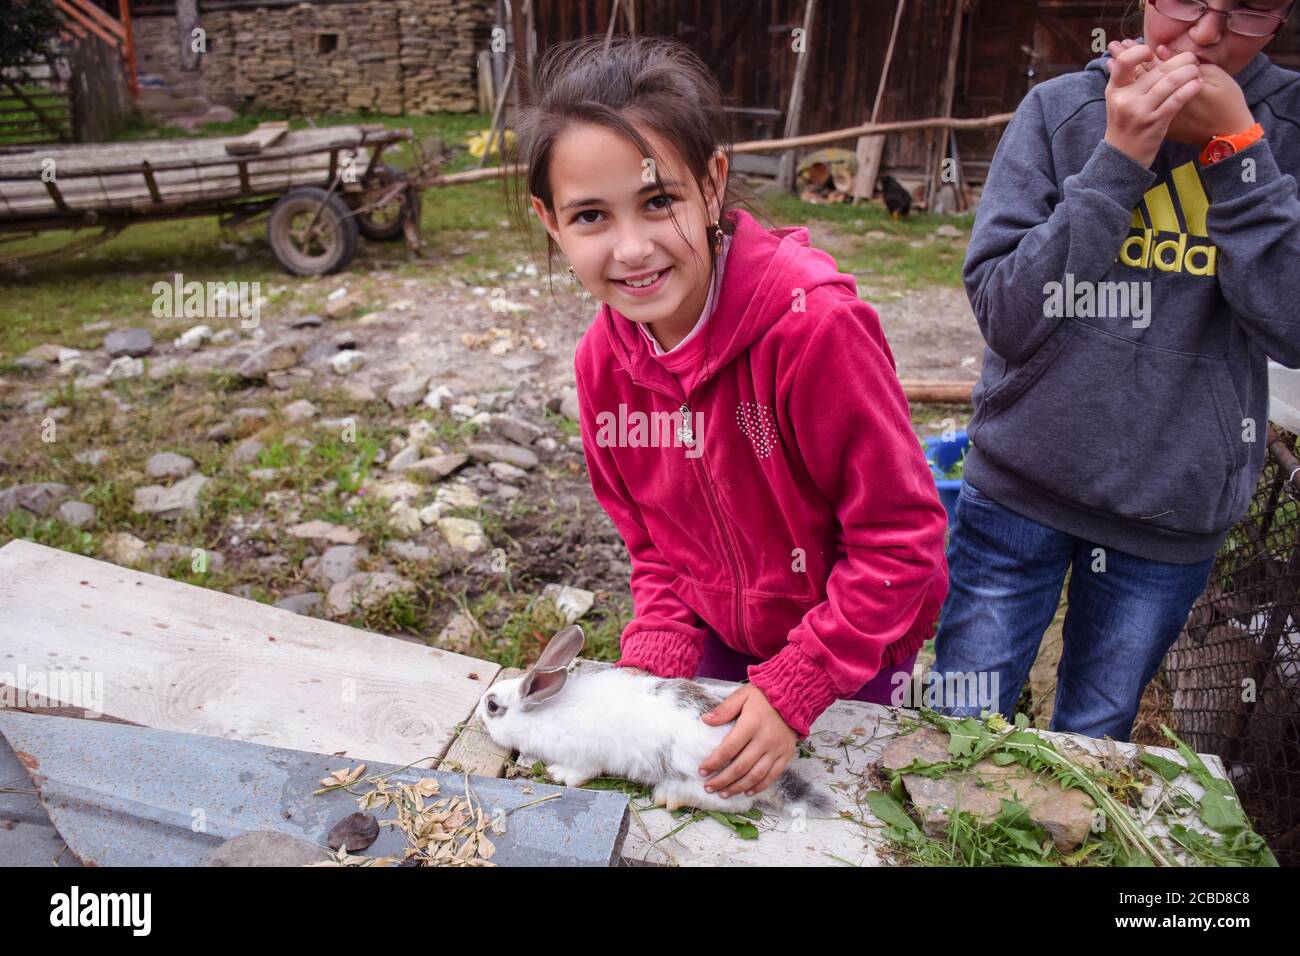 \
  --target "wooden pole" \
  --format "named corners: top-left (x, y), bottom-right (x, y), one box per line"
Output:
top-left (525, 0), bottom-right (536, 76)
top-left (926, 0), bottom-right (967, 213)
top-left (478, 64), bottom-right (515, 169)
top-left (899, 380), bottom-right (974, 404)
top-left (177, 0), bottom-right (199, 71)
top-left (478, 0), bottom-right (528, 170)
top-left (851, 0), bottom-right (906, 203)
top-left (510, 0), bottom-right (530, 106)
top-left (604, 0), bottom-right (622, 51)
top-left (119, 0), bottom-right (138, 98)
top-left (434, 111), bottom-right (1015, 187)
top-left (777, 0), bottom-right (817, 193)
top-left (732, 111), bottom-right (1014, 153)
